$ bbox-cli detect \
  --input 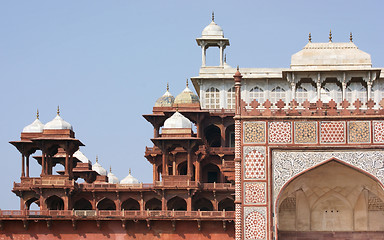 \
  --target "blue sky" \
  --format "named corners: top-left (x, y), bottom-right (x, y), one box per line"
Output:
top-left (0, 1), bottom-right (383, 209)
